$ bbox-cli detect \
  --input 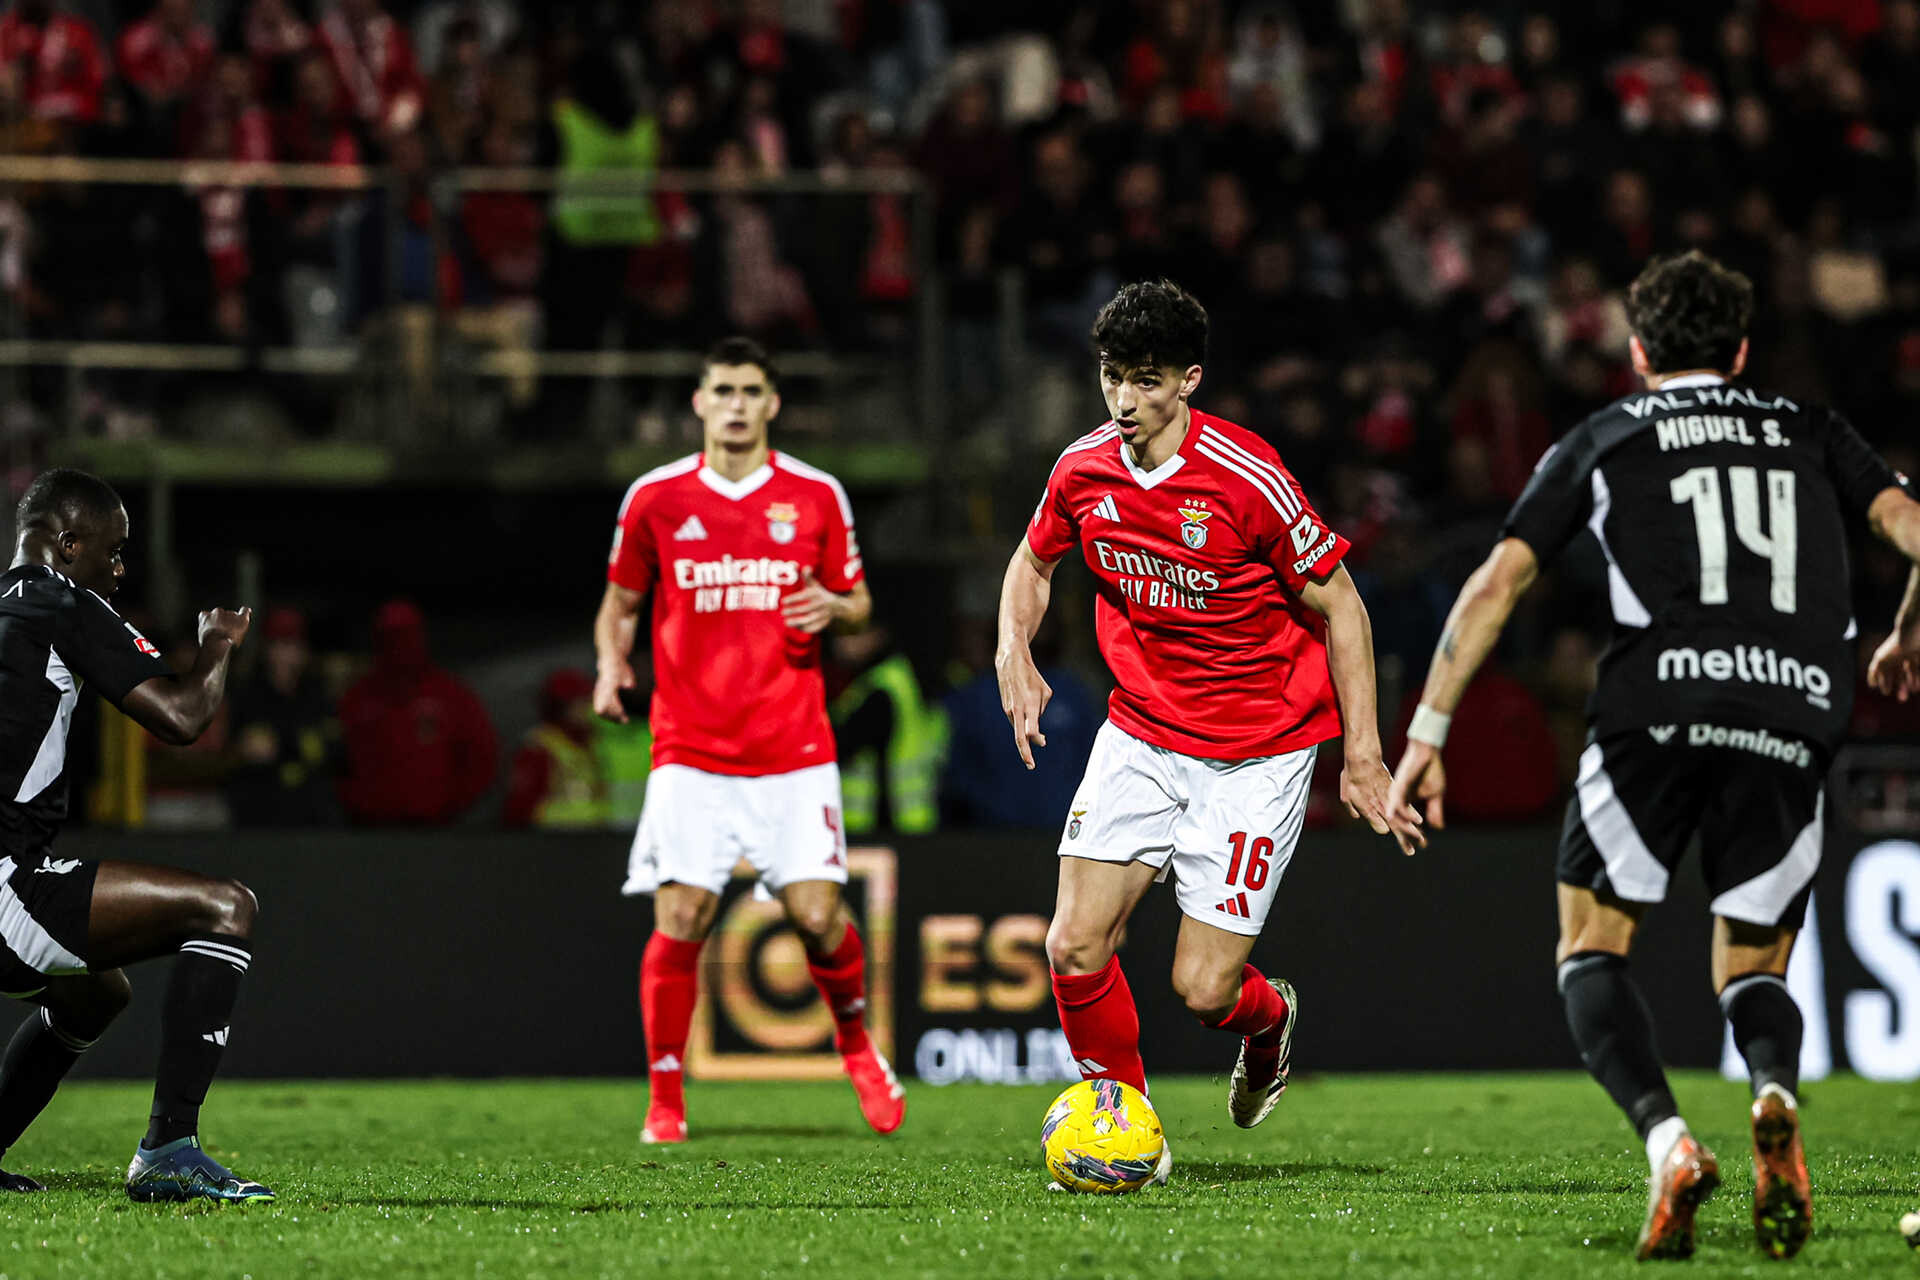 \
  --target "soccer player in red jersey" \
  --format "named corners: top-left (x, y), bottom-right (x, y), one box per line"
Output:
top-left (997, 282), bottom-right (1423, 1178)
top-left (593, 337), bottom-right (905, 1144)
